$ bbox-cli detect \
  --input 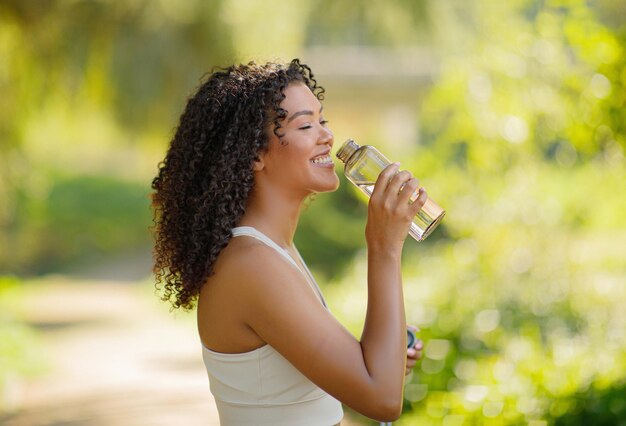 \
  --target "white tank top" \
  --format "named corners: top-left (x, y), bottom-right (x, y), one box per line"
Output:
top-left (202, 226), bottom-right (344, 425)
